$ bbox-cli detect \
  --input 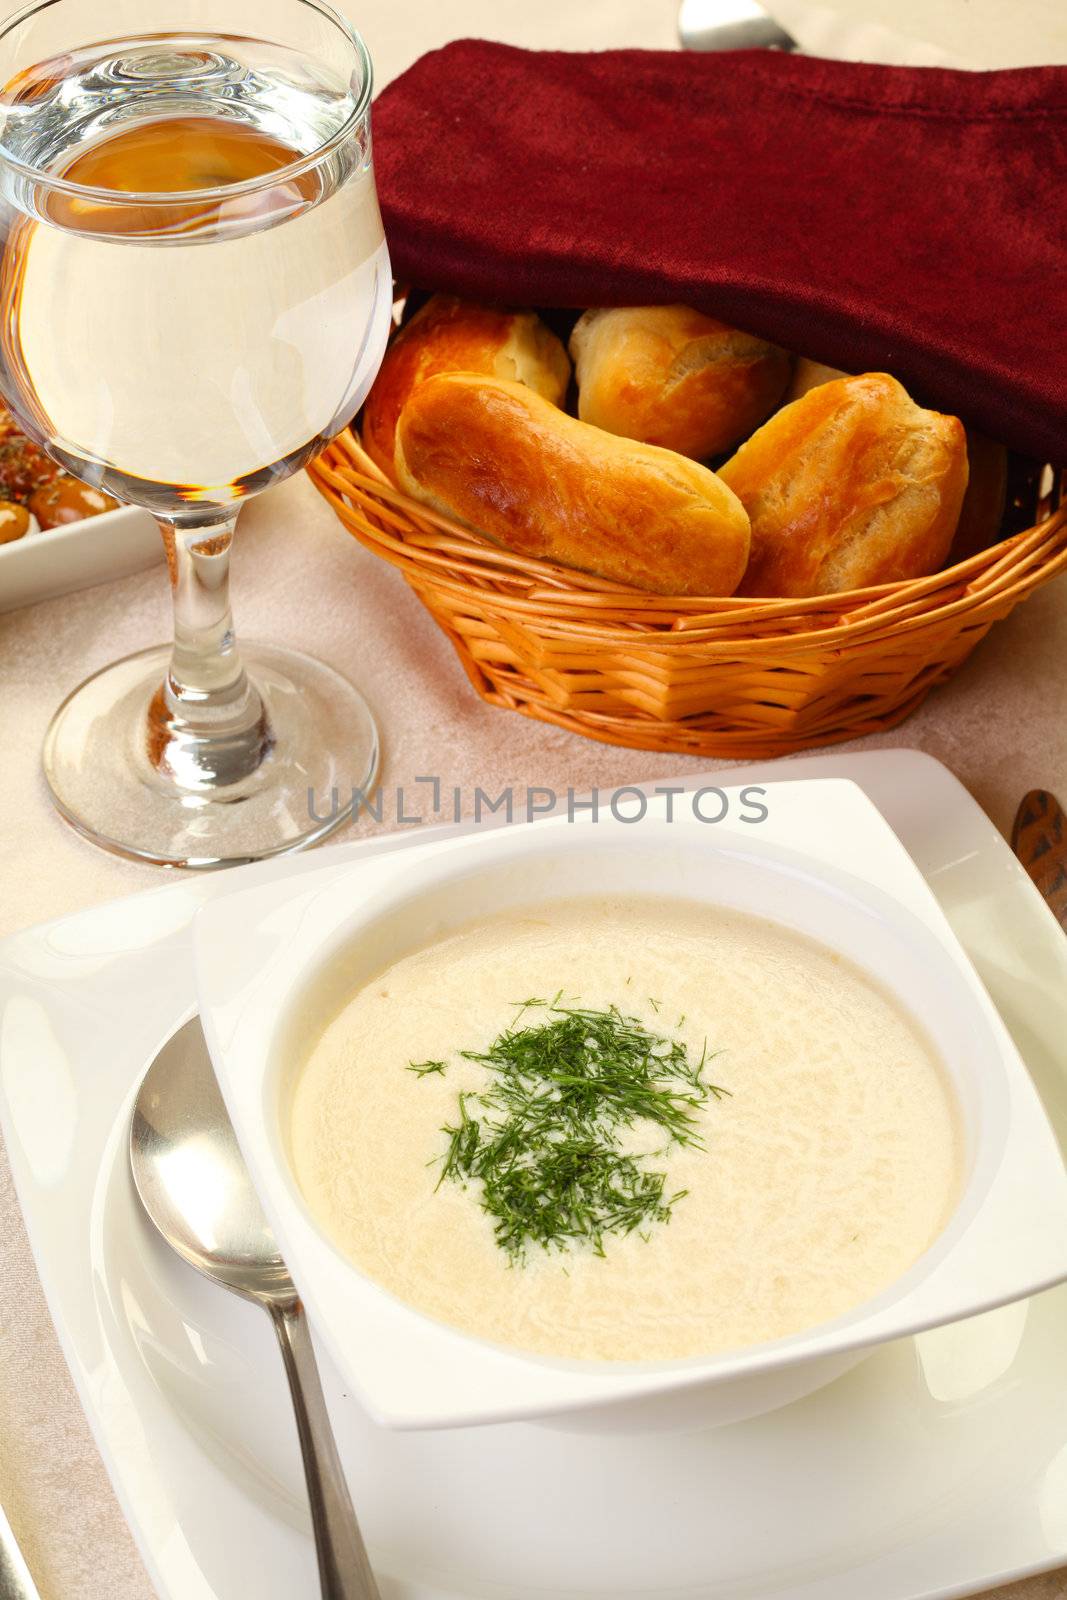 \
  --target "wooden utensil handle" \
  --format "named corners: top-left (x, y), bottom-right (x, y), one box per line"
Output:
top-left (1012, 789), bottom-right (1067, 931)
